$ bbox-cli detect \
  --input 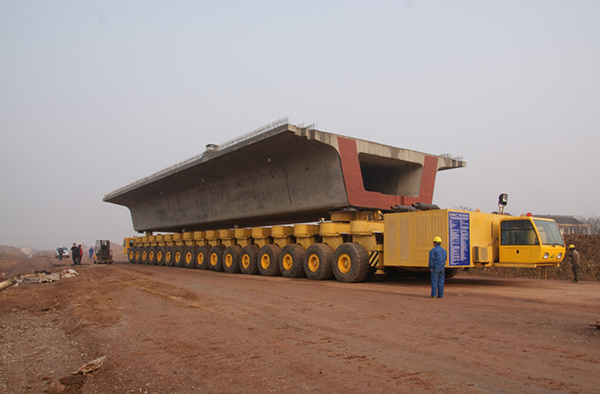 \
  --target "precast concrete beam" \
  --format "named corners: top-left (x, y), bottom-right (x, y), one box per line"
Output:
top-left (104, 123), bottom-right (465, 233)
